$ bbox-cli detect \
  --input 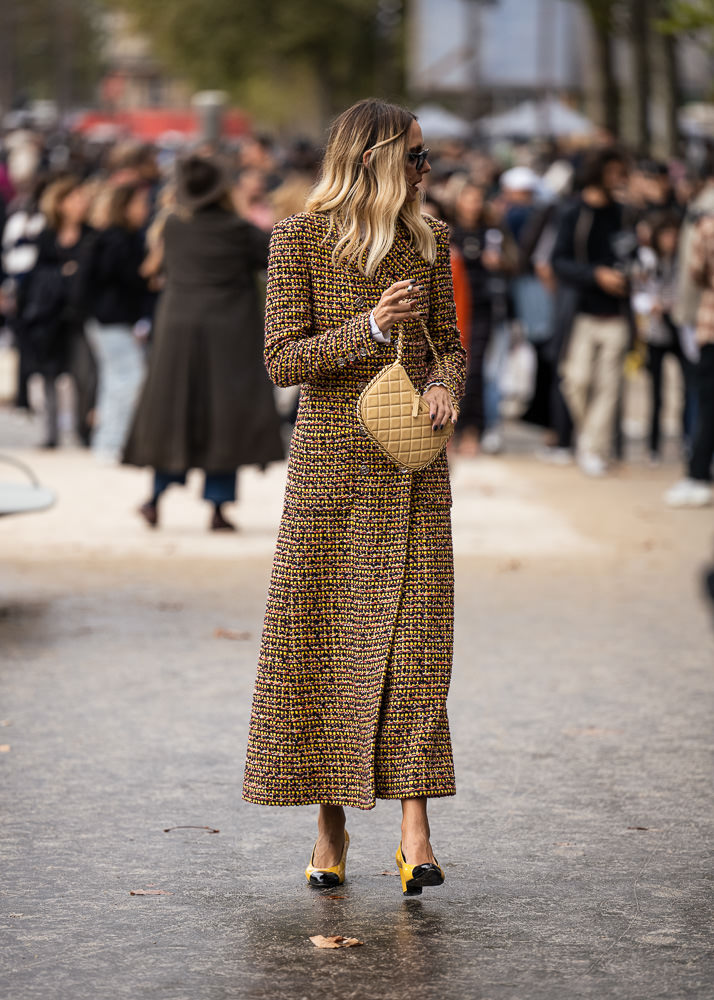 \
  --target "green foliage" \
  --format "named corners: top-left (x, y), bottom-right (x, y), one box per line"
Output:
top-left (102, 0), bottom-right (400, 121)
top-left (3, 0), bottom-right (104, 107)
top-left (656, 0), bottom-right (714, 34)
top-left (575, 0), bottom-right (618, 31)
